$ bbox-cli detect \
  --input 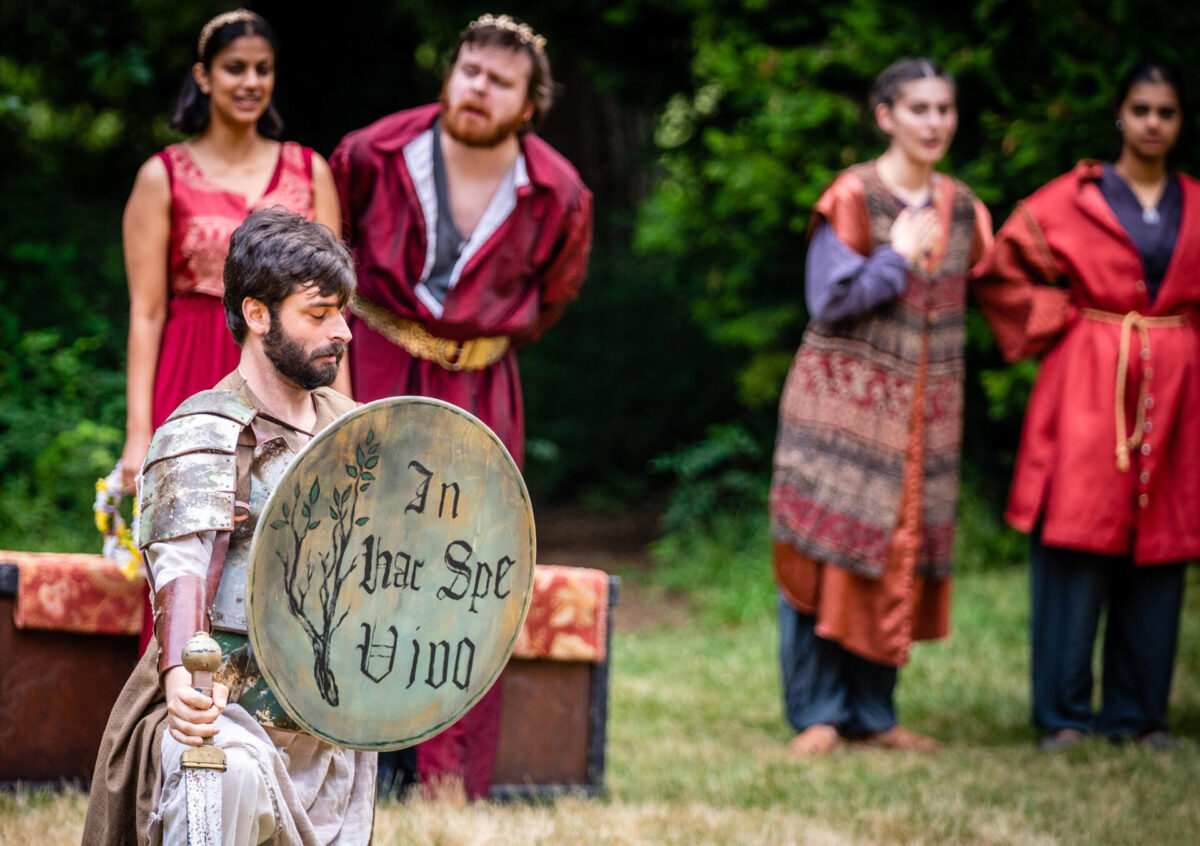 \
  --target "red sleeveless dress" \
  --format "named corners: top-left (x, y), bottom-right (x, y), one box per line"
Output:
top-left (151, 140), bottom-right (316, 428)
top-left (138, 141), bottom-right (315, 654)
